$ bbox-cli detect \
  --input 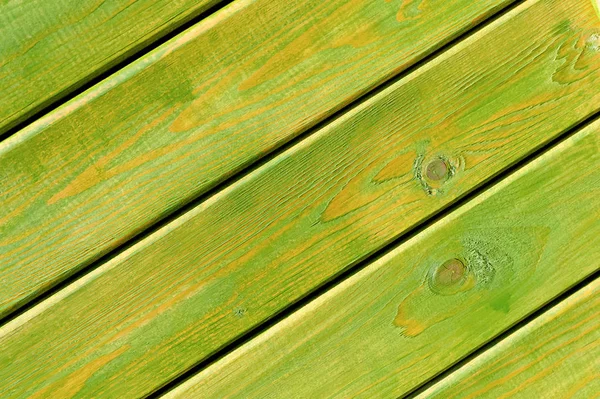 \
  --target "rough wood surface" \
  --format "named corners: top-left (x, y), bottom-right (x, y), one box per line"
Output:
top-left (0, 0), bottom-right (513, 318)
top-left (1, 0), bottom-right (600, 397)
top-left (165, 120), bottom-right (600, 399)
top-left (0, 0), bottom-right (219, 134)
top-left (417, 279), bottom-right (600, 399)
